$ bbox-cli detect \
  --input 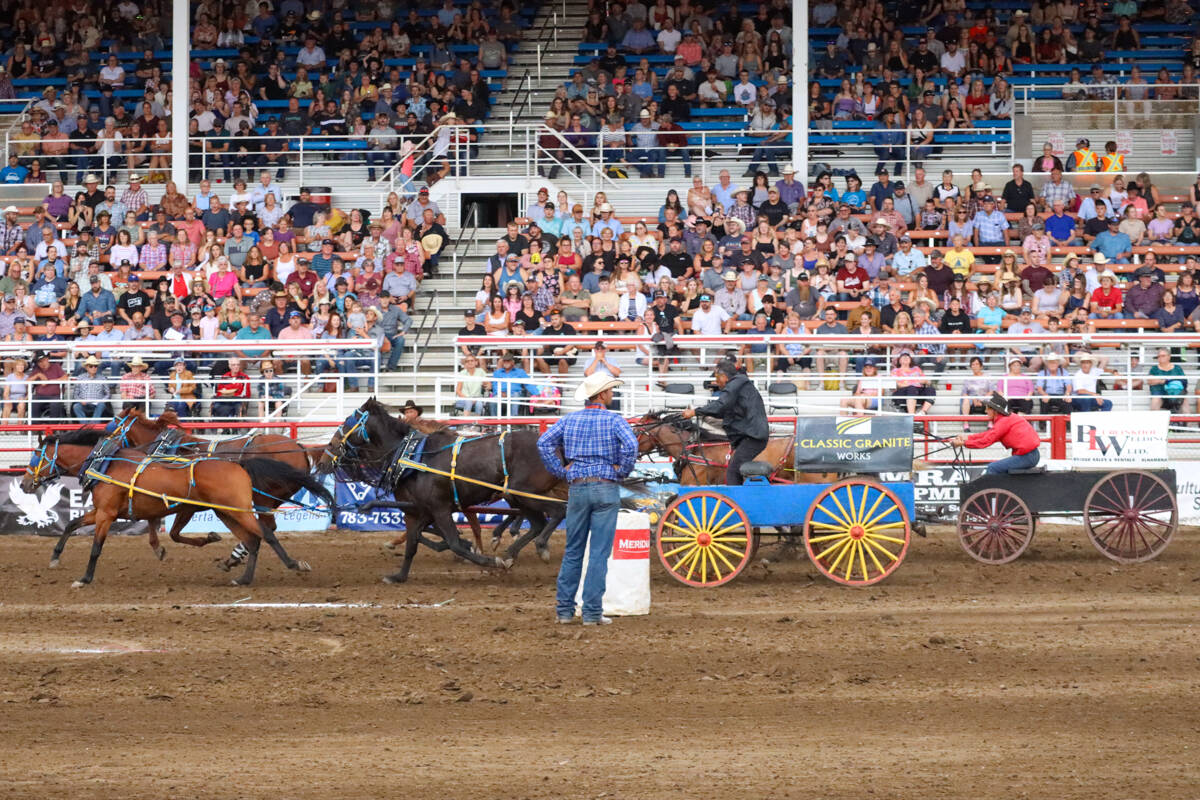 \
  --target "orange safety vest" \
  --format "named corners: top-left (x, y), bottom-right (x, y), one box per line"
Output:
top-left (1072, 148), bottom-right (1098, 171)
top-left (1100, 153), bottom-right (1125, 172)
